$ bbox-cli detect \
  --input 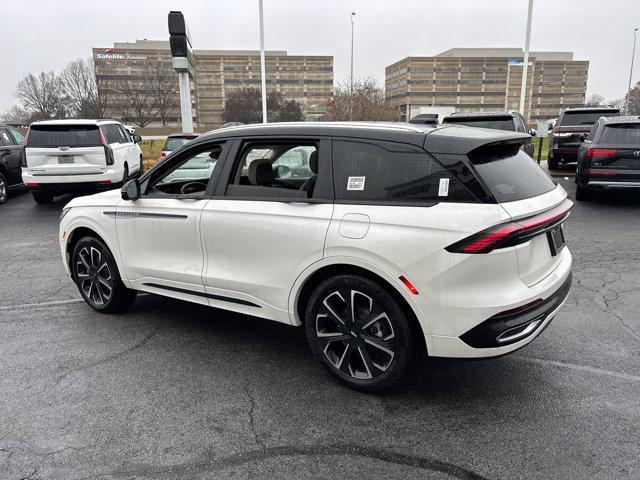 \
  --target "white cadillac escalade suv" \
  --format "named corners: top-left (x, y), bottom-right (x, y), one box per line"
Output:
top-left (22, 119), bottom-right (143, 204)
